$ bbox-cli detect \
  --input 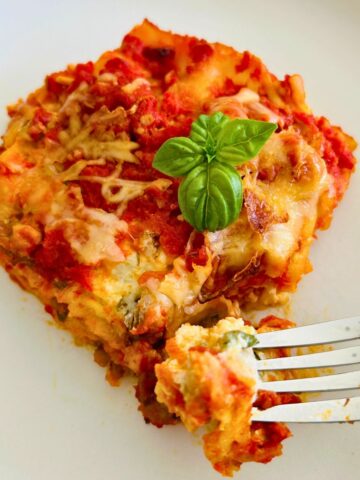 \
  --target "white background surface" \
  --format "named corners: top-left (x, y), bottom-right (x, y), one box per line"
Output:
top-left (0, 1), bottom-right (359, 479)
